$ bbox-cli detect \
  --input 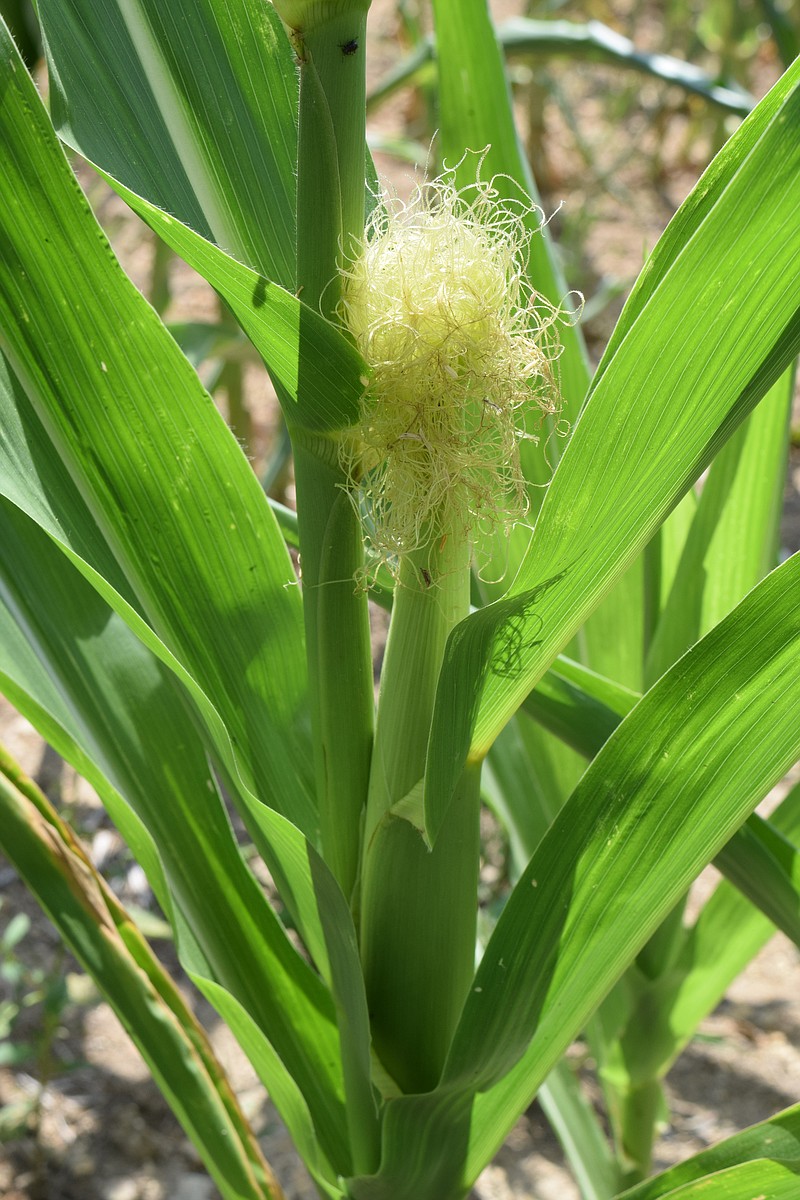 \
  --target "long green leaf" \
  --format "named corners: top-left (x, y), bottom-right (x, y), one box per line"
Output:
top-left (455, 556), bottom-right (800, 1084)
top-left (539, 1060), bottom-right (621, 1200)
top-left (0, 497), bottom-right (354, 1178)
top-left (646, 368), bottom-right (793, 682)
top-left (35, 0), bottom-right (376, 911)
top-left (40, 0), bottom-right (297, 288)
top-left (1, 350), bottom-right (377, 1172)
top-left (484, 716), bottom-right (582, 874)
top-left (621, 1160), bottom-right (800, 1200)
top-left (522, 642), bottom-right (800, 948)
top-left (616, 1104), bottom-right (800, 1200)
top-left (713, 790), bottom-right (800, 948)
top-left (196, 979), bottom-right (343, 1200)
top-left (522, 656), bottom-right (638, 755)
top-left (0, 21), bottom-right (314, 834)
top-left (0, 355), bottom-right (322, 946)
top-left (459, 553), bottom-right (800, 1172)
top-left (430, 0), bottom-right (590, 430)
top-left (97, 169), bottom-right (365, 434)
top-left (2, 321), bottom-right (352, 966)
top-left (39, 0), bottom-right (364, 435)
top-left (0, 755), bottom-right (284, 1200)
top-left (644, 488), bottom-right (698, 647)
top-left (500, 663), bottom-right (800, 1173)
top-left (349, 553), bottom-right (800, 1200)
top-left (0, 34), bottom-right (376, 1174)
top-left (0, 328), bottom-right (375, 1119)
top-left (498, 19), bottom-right (754, 115)
top-left (618, 782), bottom-right (800, 1084)
top-left (426, 57), bottom-right (800, 842)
